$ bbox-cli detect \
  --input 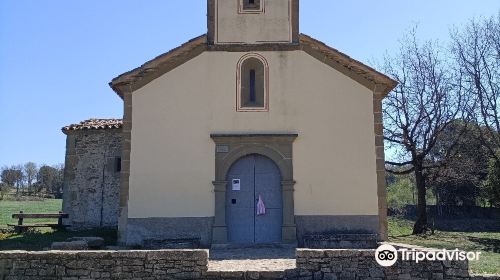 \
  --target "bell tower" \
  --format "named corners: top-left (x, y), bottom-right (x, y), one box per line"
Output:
top-left (207, 0), bottom-right (299, 45)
